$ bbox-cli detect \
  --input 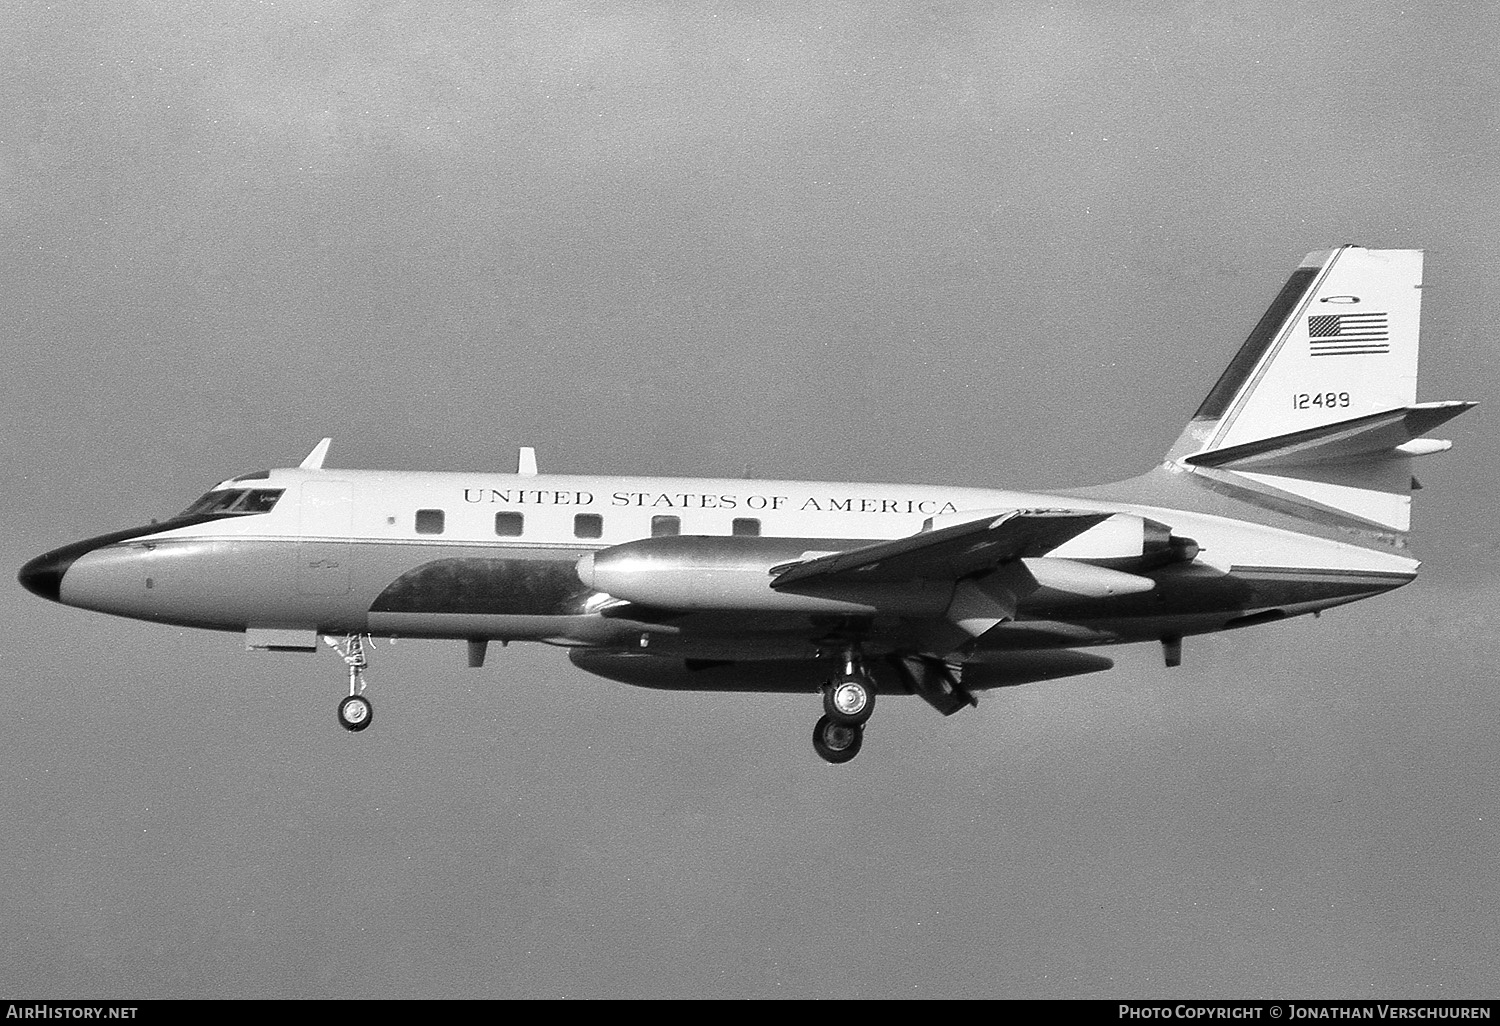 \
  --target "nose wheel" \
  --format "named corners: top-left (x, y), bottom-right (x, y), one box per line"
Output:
top-left (325, 633), bottom-right (374, 733)
top-left (813, 647), bottom-right (876, 763)
top-left (338, 693), bottom-right (373, 731)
